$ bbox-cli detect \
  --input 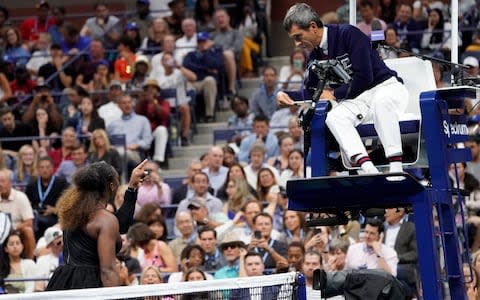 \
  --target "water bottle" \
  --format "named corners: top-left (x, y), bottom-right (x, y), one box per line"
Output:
top-left (171, 127), bottom-right (178, 144)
